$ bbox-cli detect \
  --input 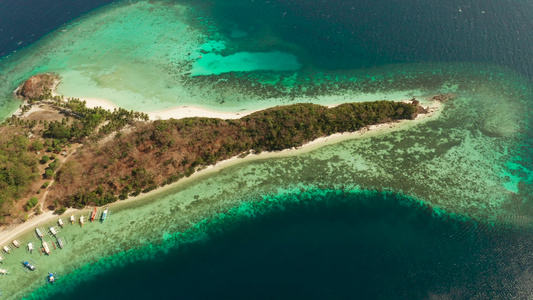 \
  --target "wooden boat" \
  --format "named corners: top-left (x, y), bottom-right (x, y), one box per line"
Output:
top-left (23, 261), bottom-right (35, 271)
top-left (70, 214), bottom-right (75, 225)
top-left (35, 227), bottom-right (44, 239)
top-left (49, 226), bottom-right (57, 237)
top-left (79, 215), bottom-right (84, 226)
top-left (2, 246), bottom-right (10, 254)
top-left (0, 255), bottom-right (4, 263)
top-left (0, 268), bottom-right (7, 275)
top-left (101, 207), bottom-right (108, 222)
top-left (42, 242), bottom-right (50, 255)
top-left (28, 242), bottom-right (33, 253)
top-left (12, 240), bottom-right (20, 248)
top-left (47, 272), bottom-right (55, 283)
top-left (57, 238), bottom-right (64, 249)
top-left (91, 207), bottom-right (98, 222)
top-left (58, 218), bottom-right (64, 227)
